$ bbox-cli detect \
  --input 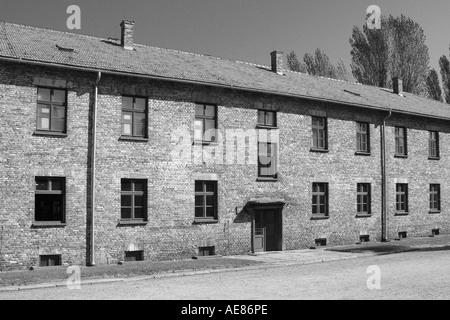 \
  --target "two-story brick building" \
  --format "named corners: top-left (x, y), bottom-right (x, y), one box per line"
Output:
top-left (0, 20), bottom-right (449, 270)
